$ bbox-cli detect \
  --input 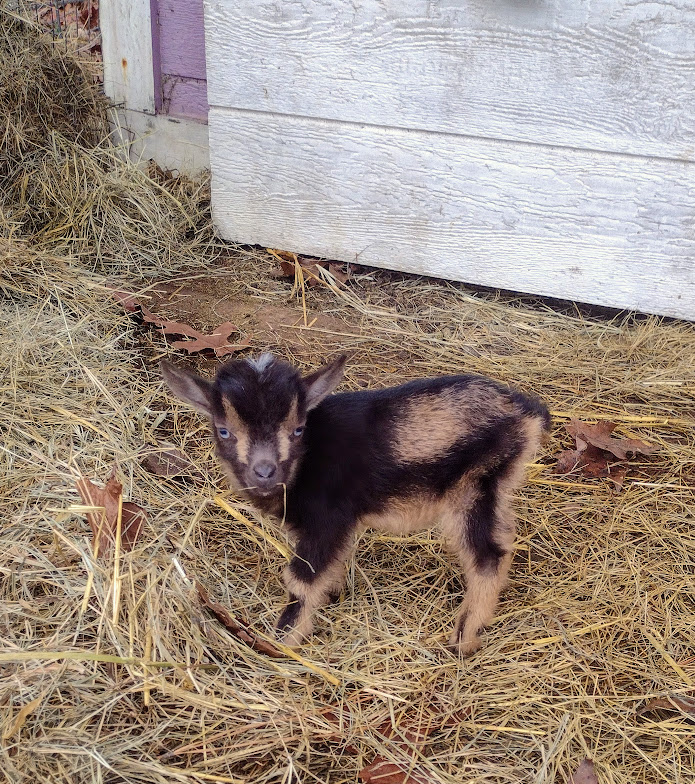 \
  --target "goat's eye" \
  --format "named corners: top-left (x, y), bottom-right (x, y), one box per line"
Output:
top-left (292, 426), bottom-right (304, 438)
top-left (218, 428), bottom-right (231, 439)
